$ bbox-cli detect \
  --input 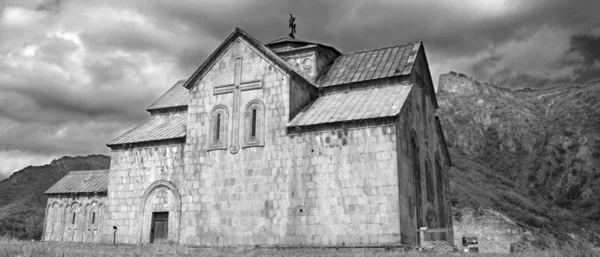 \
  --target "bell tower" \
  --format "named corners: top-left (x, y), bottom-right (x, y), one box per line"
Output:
top-left (265, 19), bottom-right (340, 84)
